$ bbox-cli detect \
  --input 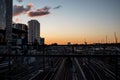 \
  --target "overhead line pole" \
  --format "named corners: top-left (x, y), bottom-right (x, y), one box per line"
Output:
top-left (5, 0), bottom-right (13, 73)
